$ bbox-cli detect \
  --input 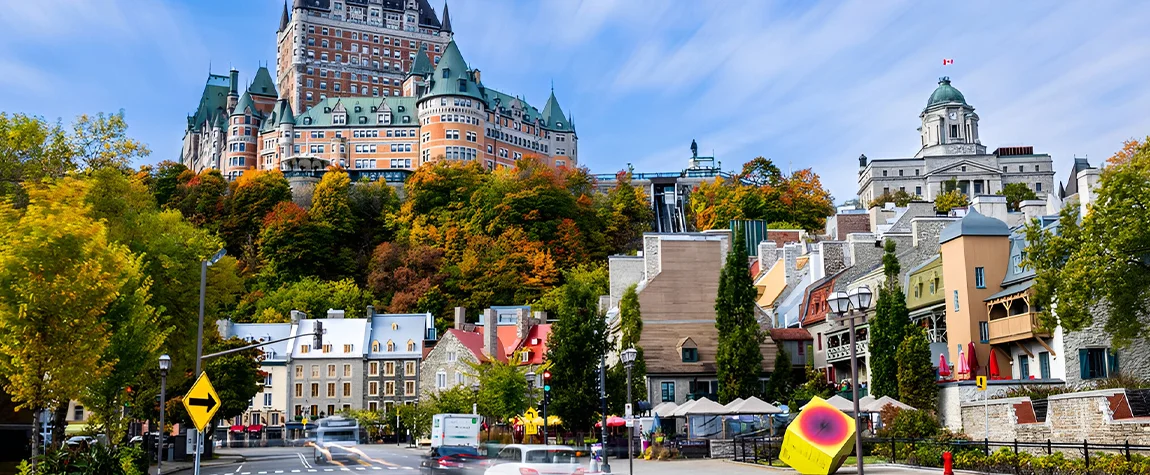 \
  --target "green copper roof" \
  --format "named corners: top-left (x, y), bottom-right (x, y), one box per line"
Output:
top-left (274, 99), bottom-right (296, 126)
top-left (294, 96), bottom-right (419, 128)
top-left (541, 90), bottom-right (572, 132)
top-left (249, 66), bottom-right (278, 98)
top-left (408, 46), bottom-right (433, 78)
top-left (232, 91), bottom-right (257, 117)
top-left (485, 88), bottom-right (542, 124)
top-left (927, 77), bottom-right (966, 108)
top-left (188, 73), bottom-right (231, 132)
top-left (939, 208), bottom-right (1010, 244)
top-left (422, 39), bottom-right (485, 102)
